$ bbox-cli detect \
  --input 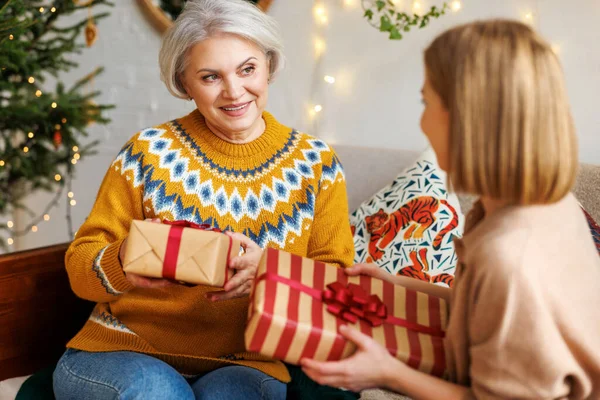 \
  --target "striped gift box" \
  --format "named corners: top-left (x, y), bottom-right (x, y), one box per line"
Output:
top-left (245, 248), bottom-right (448, 377)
